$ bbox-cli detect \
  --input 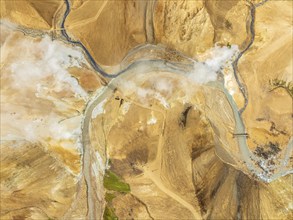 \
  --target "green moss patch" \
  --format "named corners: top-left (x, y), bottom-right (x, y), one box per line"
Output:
top-left (103, 205), bottom-right (118, 220)
top-left (103, 170), bottom-right (130, 193)
top-left (105, 192), bottom-right (116, 203)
